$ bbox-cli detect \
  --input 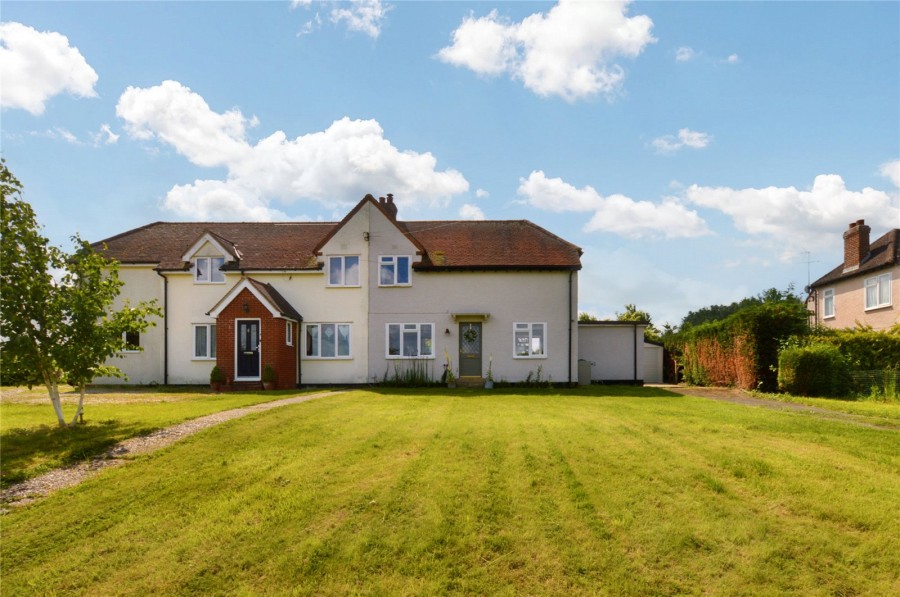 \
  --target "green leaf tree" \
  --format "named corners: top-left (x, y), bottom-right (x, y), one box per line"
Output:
top-left (1, 160), bottom-right (161, 426)
top-left (616, 304), bottom-right (661, 342)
